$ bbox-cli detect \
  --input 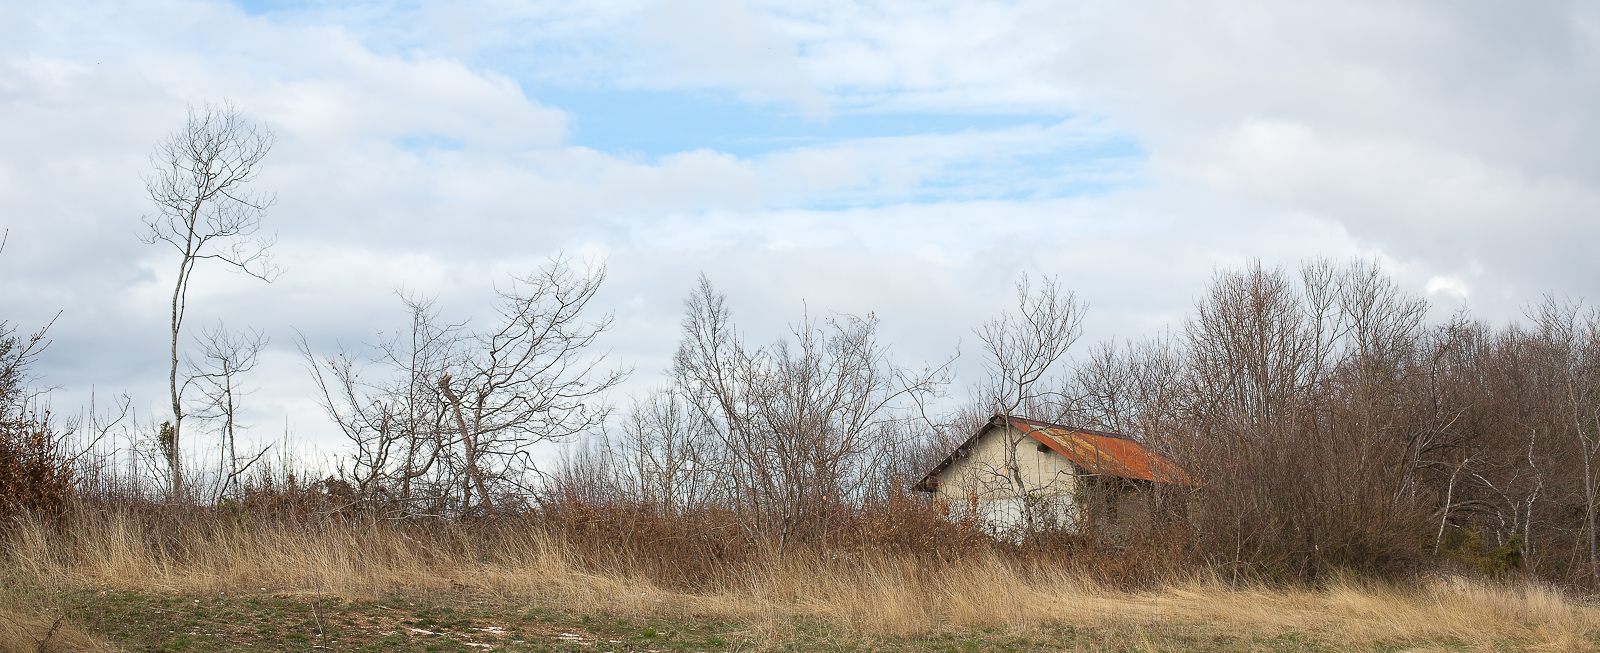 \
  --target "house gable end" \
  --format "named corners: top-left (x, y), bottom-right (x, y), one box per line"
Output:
top-left (914, 415), bottom-right (1194, 491)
